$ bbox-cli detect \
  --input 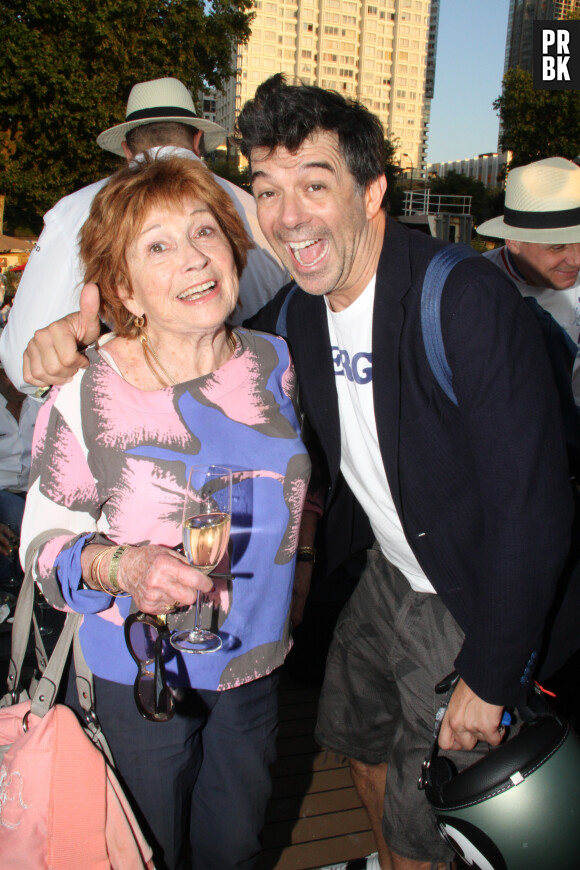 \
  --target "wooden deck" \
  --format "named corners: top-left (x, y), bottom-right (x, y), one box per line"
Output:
top-left (257, 673), bottom-right (375, 870)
